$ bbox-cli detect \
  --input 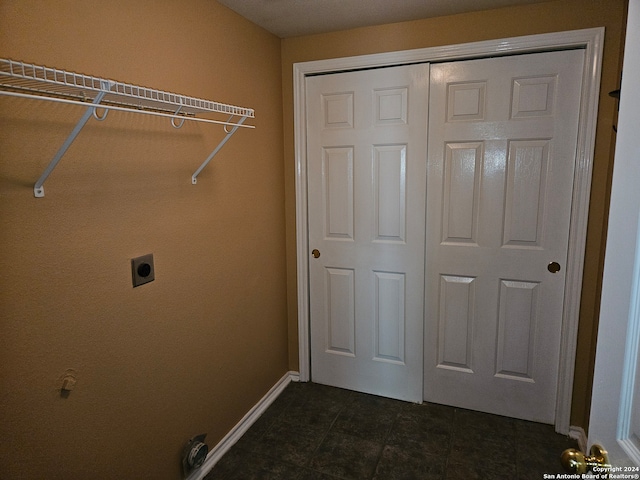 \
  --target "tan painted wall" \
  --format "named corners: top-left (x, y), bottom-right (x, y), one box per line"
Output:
top-left (282, 0), bottom-right (627, 430)
top-left (0, 1), bottom-right (286, 478)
